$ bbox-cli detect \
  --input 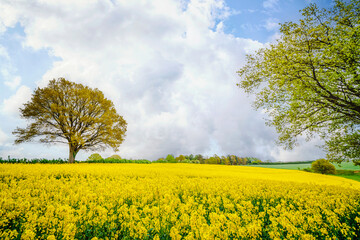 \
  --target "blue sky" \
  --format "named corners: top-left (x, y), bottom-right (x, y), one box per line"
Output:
top-left (0, 0), bottom-right (332, 161)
